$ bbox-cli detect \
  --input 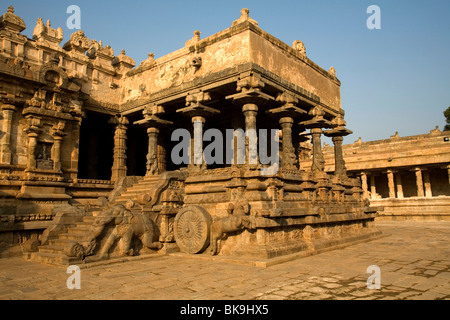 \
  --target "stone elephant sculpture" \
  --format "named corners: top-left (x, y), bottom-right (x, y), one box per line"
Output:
top-left (80, 204), bottom-right (162, 259)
